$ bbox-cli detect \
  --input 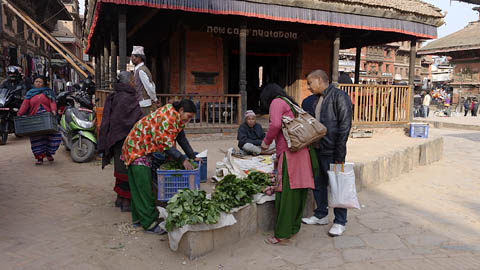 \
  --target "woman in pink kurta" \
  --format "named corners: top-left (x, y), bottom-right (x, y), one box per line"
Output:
top-left (260, 83), bottom-right (315, 244)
